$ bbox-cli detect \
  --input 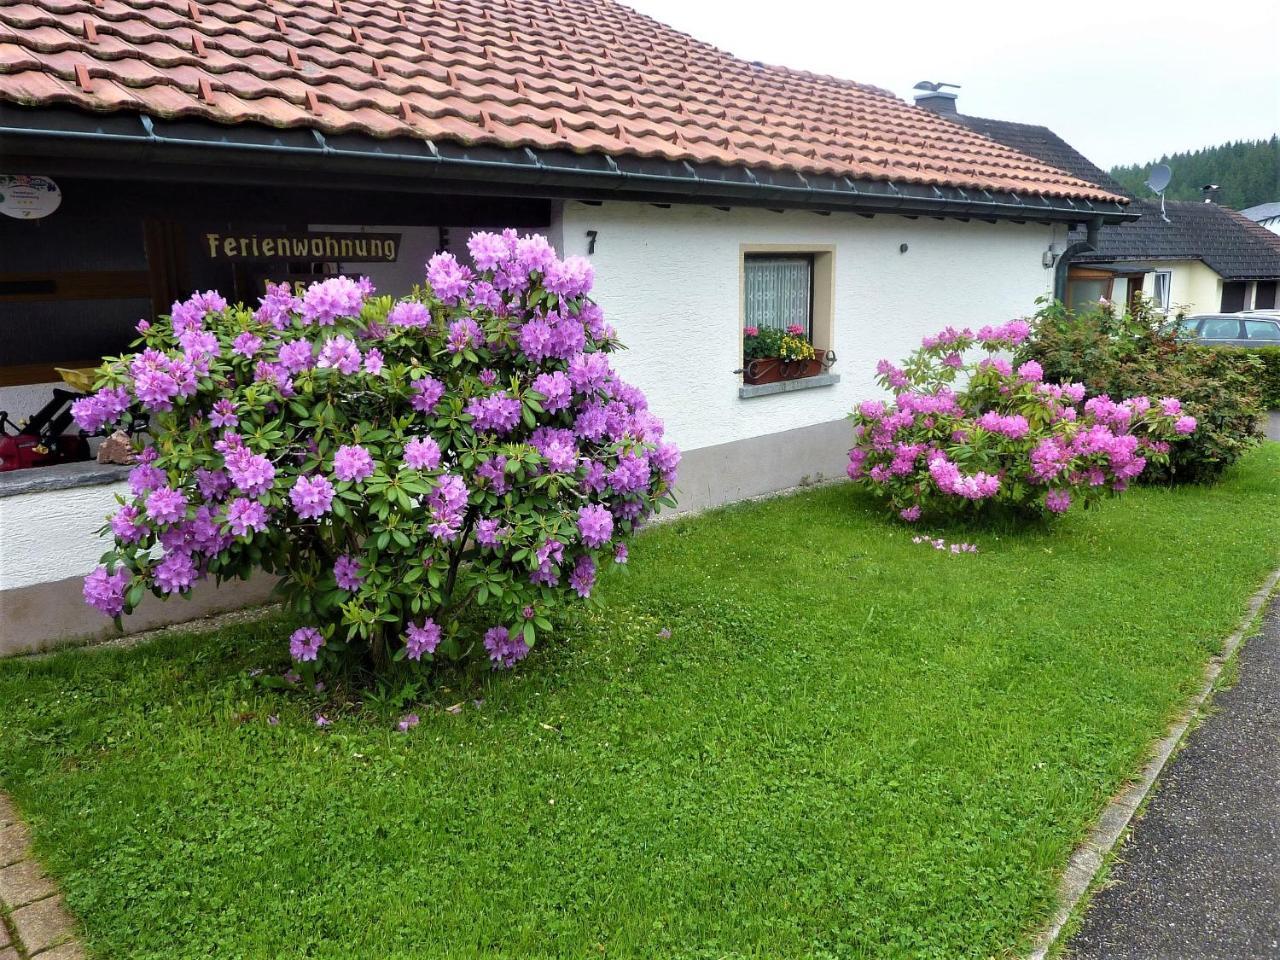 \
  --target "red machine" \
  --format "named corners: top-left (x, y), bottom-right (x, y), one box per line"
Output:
top-left (0, 388), bottom-right (91, 472)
